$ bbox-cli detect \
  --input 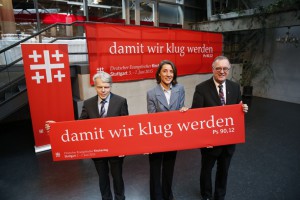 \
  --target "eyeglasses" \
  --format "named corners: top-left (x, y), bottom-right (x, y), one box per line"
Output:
top-left (214, 67), bottom-right (230, 72)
